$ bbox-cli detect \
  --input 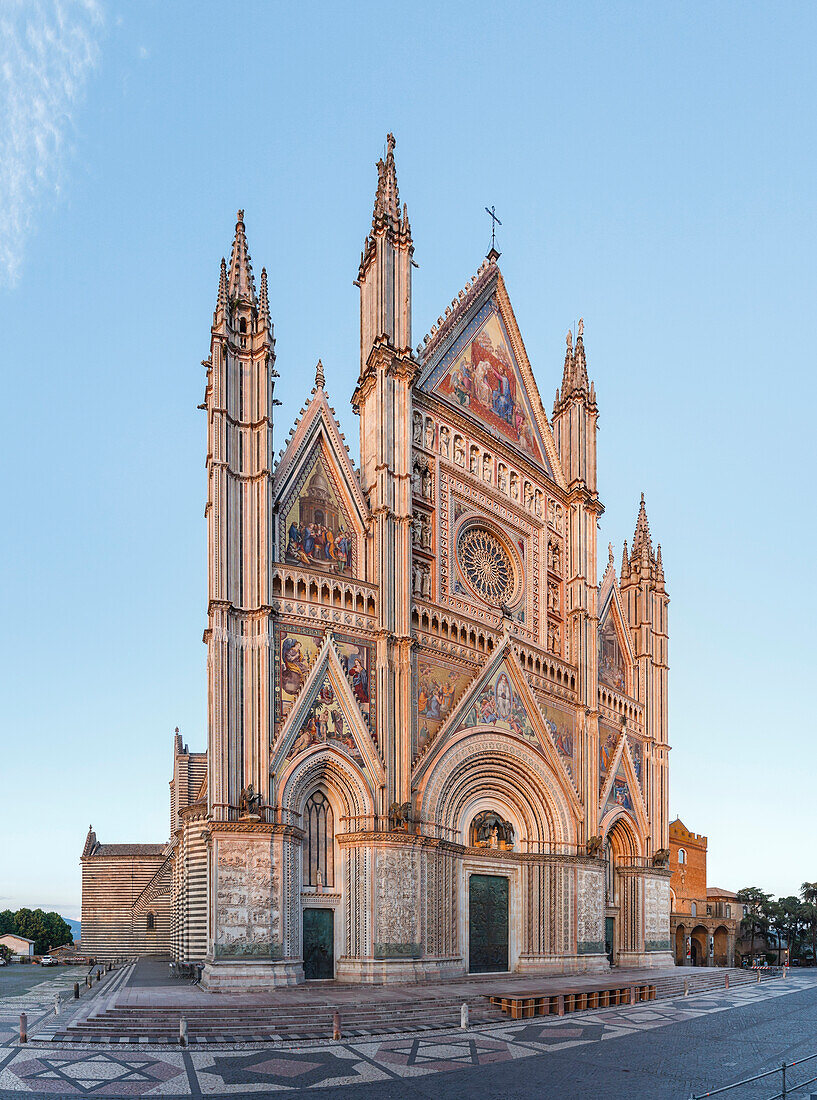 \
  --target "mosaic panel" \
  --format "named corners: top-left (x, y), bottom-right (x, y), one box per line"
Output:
top-left (416, 657), bottom-right (473, 754)
top-left (282, 448), bottom-right (355, 575)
